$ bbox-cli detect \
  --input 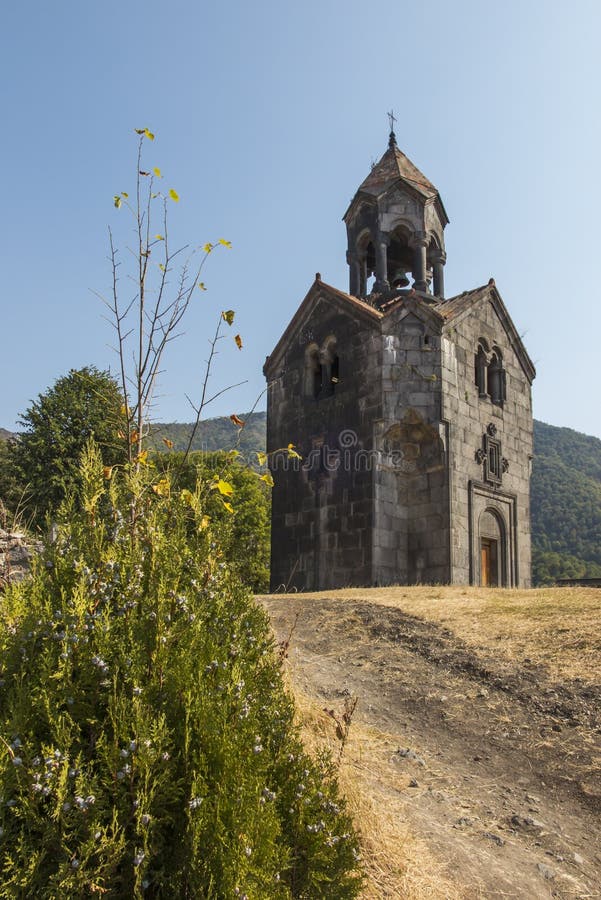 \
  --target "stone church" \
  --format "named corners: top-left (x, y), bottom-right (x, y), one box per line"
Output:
top-left (263, 128), bottom-right (535, 591)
